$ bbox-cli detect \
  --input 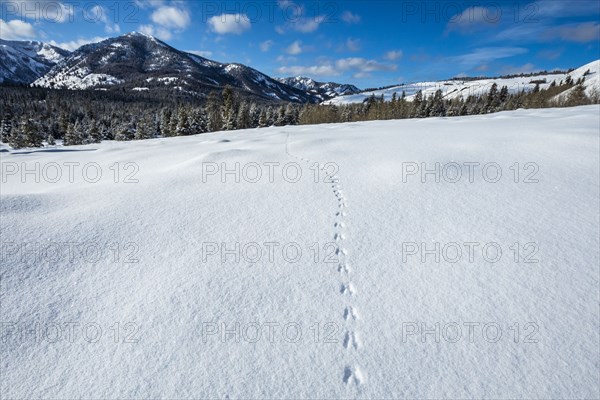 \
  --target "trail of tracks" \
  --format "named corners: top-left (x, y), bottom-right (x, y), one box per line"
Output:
top-left (285, 132), bottom-right (364, 387)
